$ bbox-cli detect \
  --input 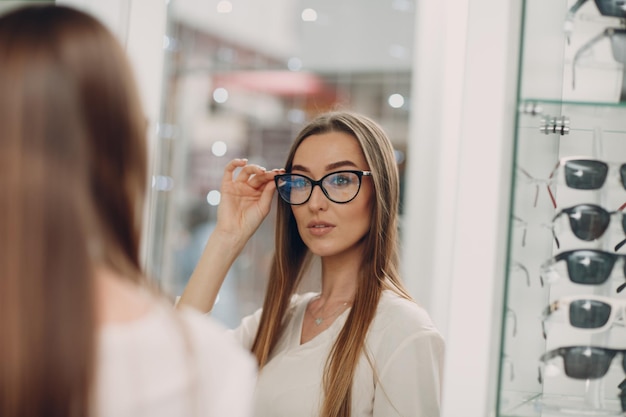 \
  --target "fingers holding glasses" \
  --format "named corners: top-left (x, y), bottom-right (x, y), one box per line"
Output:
top-left (226, 159), bottom-right (284, 189)
top-left (214, 159), bottom-right (283, 240)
